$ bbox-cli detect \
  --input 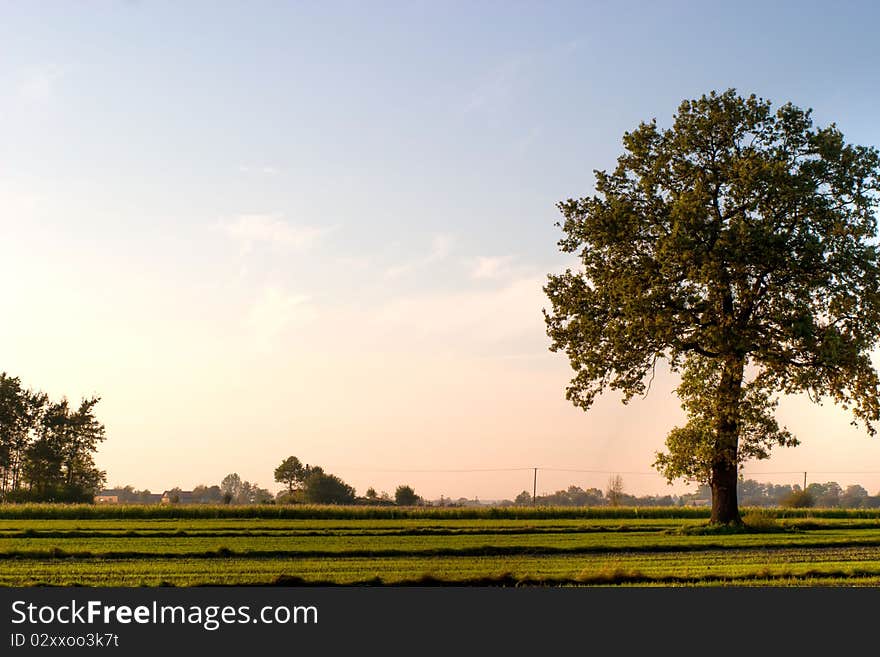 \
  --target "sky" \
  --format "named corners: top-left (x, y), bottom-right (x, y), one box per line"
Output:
top-left (2, 1), bottom-right (880, 500)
